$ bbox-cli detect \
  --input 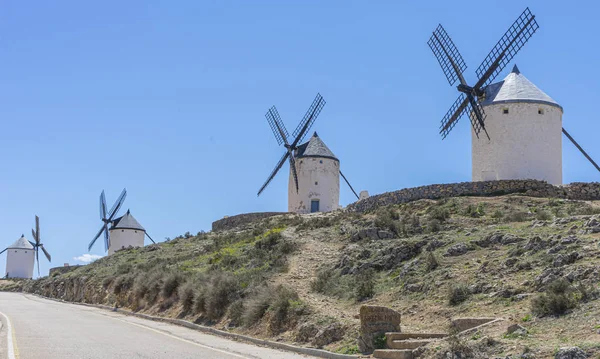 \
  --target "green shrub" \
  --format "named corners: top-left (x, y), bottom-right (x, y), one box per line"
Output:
top-left (504, 211), bottom-right (528, 222)
top-left (426, 218), bottom-right (442, 233)
top-left (193, 288), bottom-right (206, 314)
top-left (162, 273), bottom-right (182, 298)
top-left (531, 279), bottom-right (576, 317)
top-left (354, 269), bottom-right (375, 302)
top-left (425, 252), bottom-right (439, 271)
top-left (535, 210), bottom-right (553, 221)
top-left (227, 299), bottom-right (245, 327)
top-left (448, 284), bottom-right (470, 305)
top-left (268, 285), bottom-right (300, 334)
top-left (242, 287), bottom-right (273, 327)
top-left (113, 274), bottom-right (134, 295)
top-left (373, 334), bottom-right (387, 349)
top-left (178, 281), bottom-right (196, 313)
top-left (464, 203), bottom-right (485, 218)
top-left (204, 272), bottom-right (240, 320)
top-left (311, 268), bottom-right (333, 293)
top-left (428, 207), bottom-right (450, 223)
